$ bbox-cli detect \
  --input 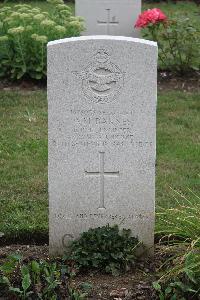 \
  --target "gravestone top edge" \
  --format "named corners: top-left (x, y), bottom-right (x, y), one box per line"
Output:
top-left (47, 35), bottom-right (157, 47)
